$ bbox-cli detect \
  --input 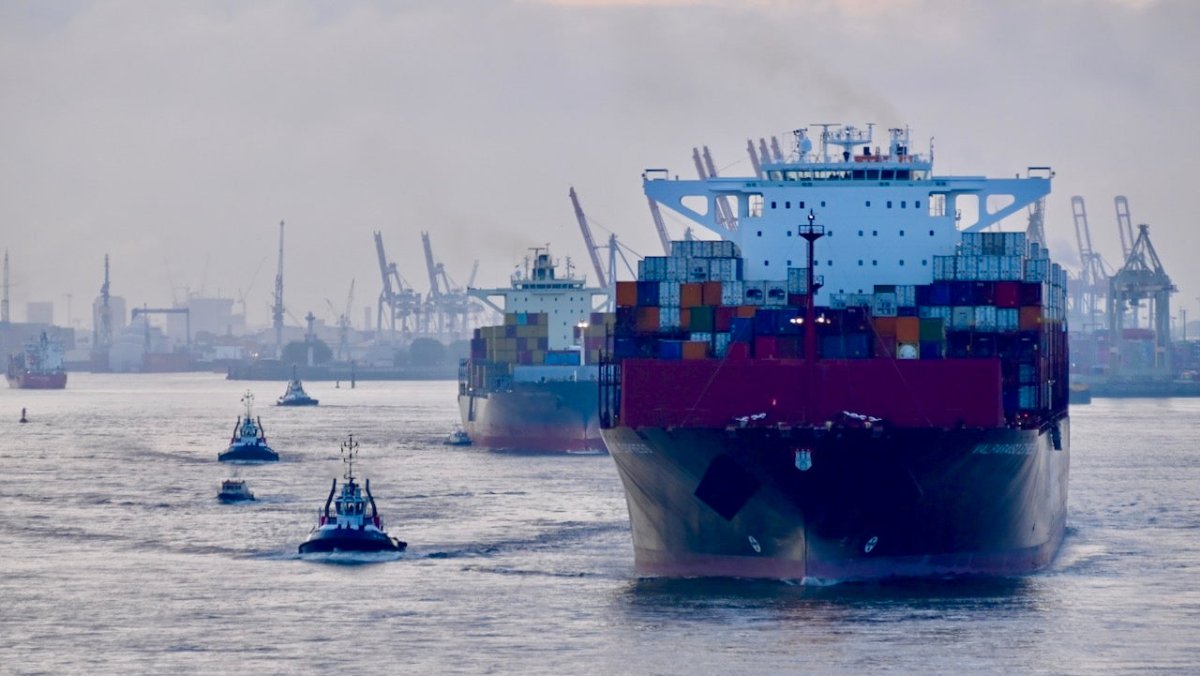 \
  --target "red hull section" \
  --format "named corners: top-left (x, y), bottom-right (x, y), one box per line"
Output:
top-left (7, 372), bottom-right (68, 389)
top-left (619, 358), bottom-right (1003, 429)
